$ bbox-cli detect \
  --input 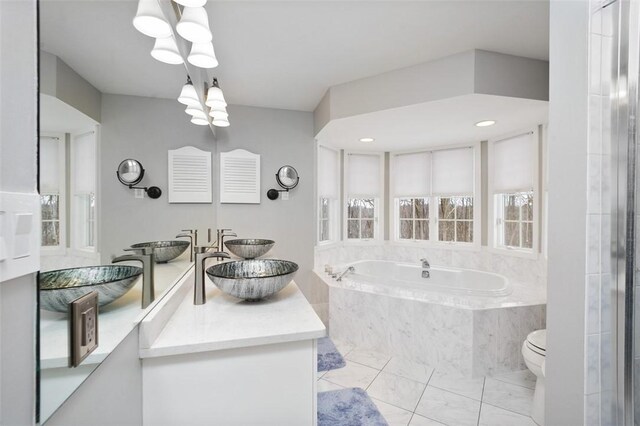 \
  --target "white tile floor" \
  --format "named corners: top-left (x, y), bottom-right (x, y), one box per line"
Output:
top-left (318, 341), bottom-right (538, 426)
